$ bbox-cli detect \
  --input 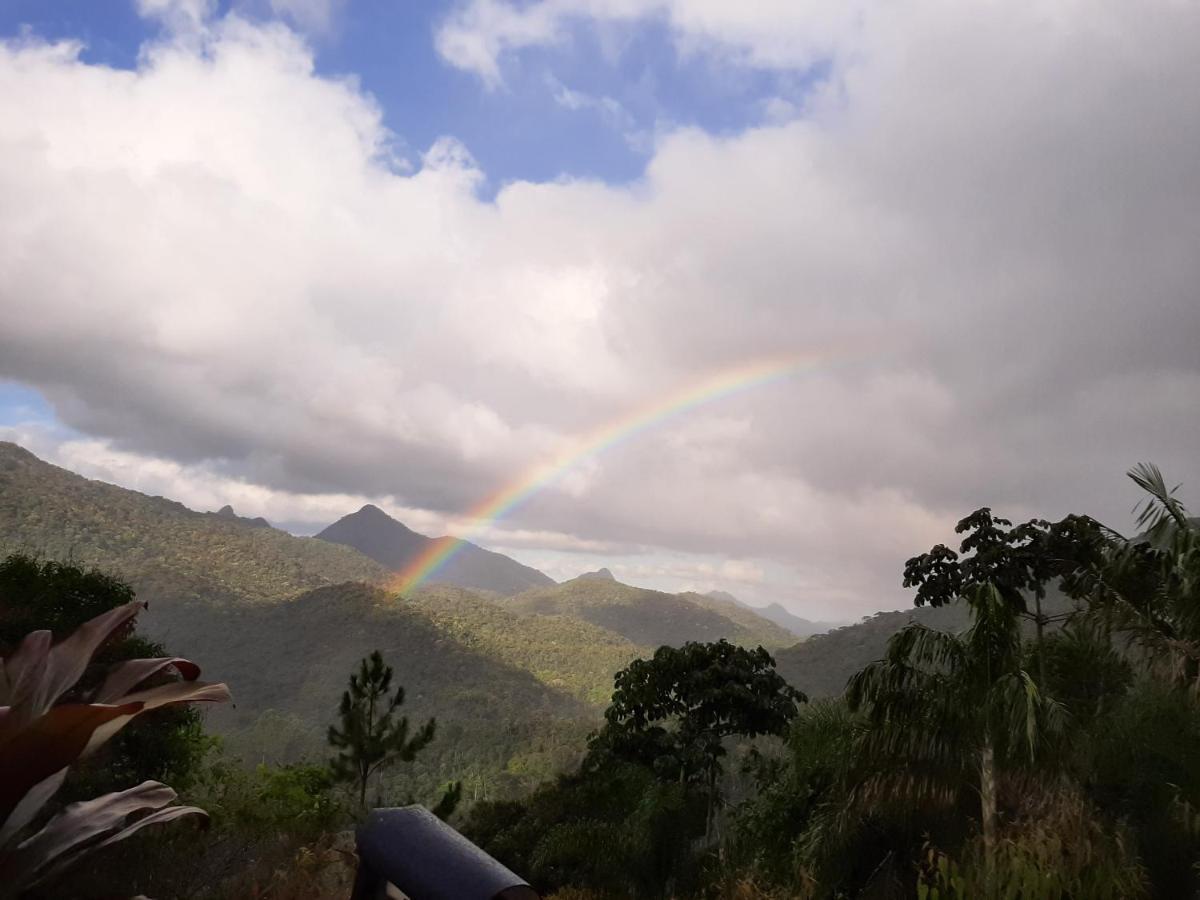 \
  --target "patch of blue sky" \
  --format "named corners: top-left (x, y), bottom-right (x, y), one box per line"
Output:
top-left (322, 5), bottom-right (828, 191)
top-left (0, 0), bottom-right (150, 69)
top-left (0, 1), bottom-right (828, 192)
top-left (0, 382), bottom-right (55, 427)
